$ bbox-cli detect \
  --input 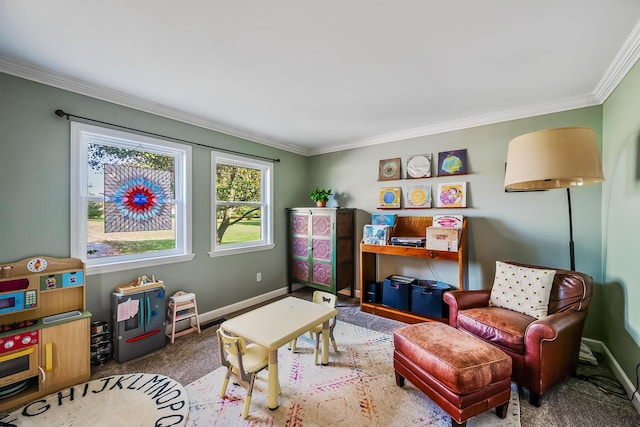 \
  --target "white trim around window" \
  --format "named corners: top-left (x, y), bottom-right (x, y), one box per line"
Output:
top-left (70, 122), bottom-right (194, 275)
top-left (209, 151), bottom-right (275, 257)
